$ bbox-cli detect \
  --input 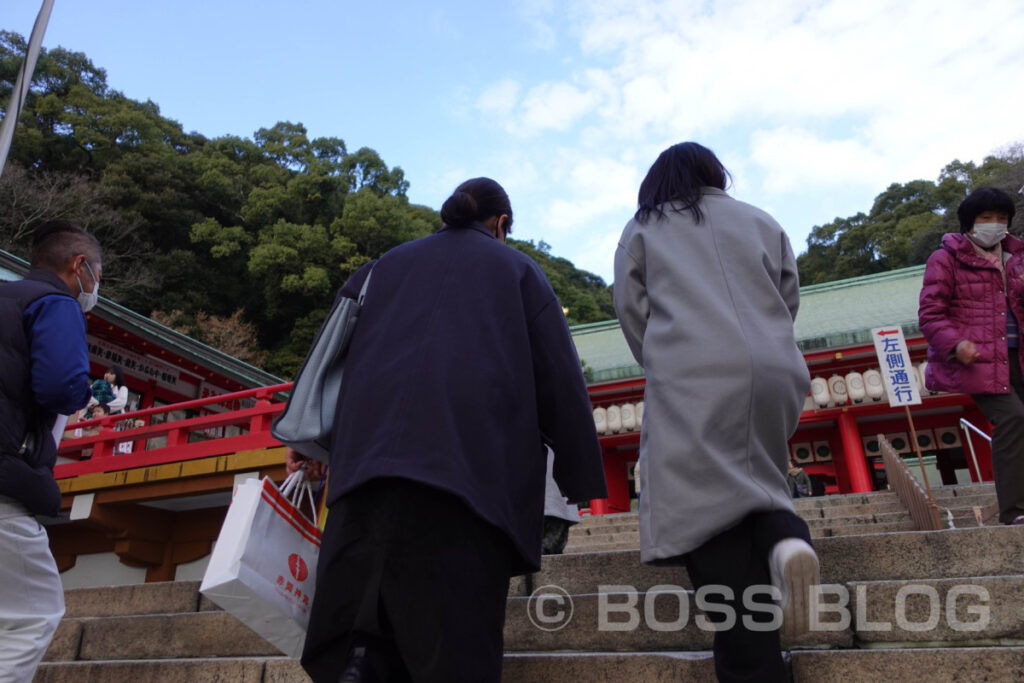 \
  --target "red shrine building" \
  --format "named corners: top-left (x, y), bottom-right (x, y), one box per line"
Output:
top-left (573, 265), bottom-right (992, 514)
top-left (1, 250), bottom-right (994, 586)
